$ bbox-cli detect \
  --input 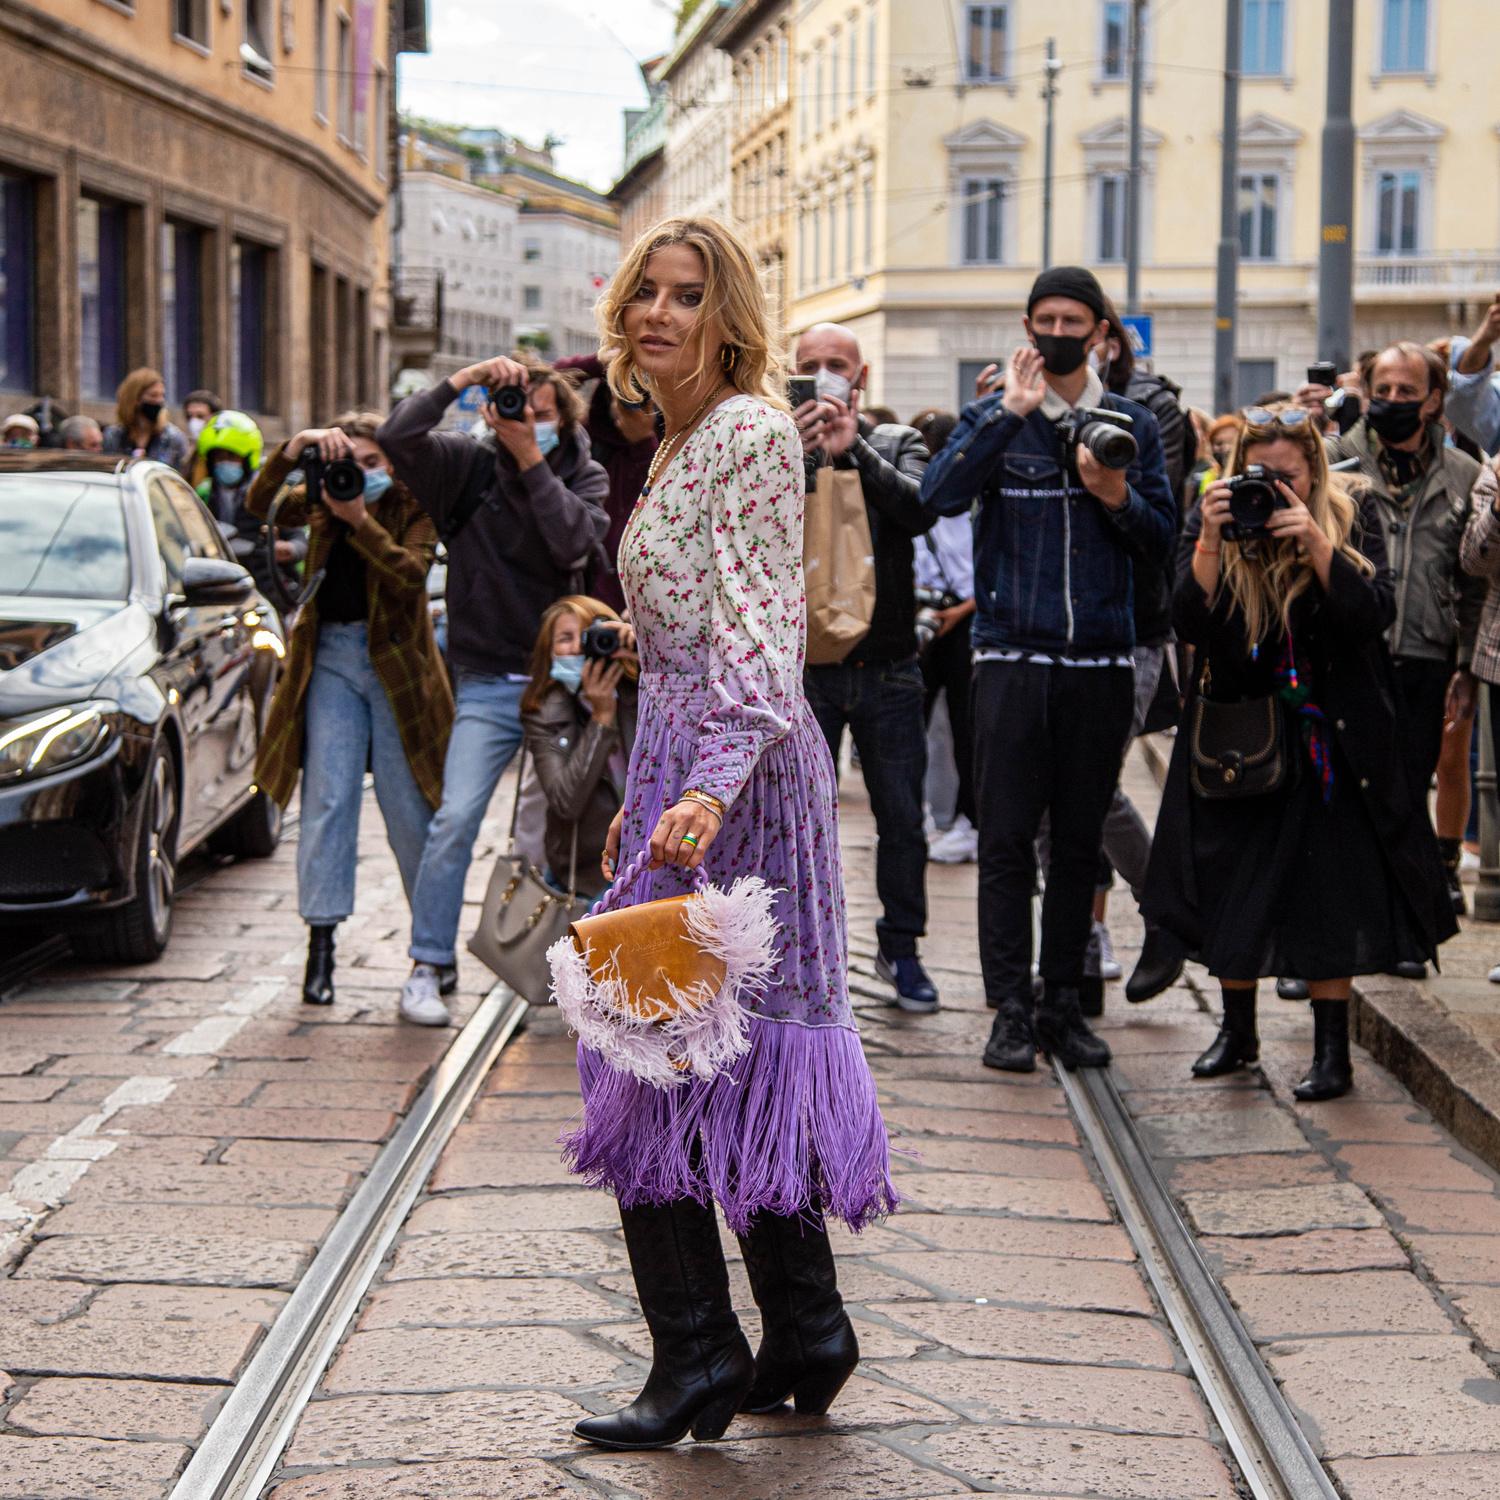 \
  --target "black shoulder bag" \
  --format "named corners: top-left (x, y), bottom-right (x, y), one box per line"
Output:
top-left (1187, 663), bottom-right (1292, 800)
